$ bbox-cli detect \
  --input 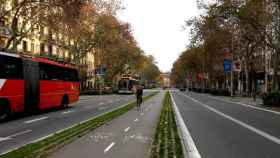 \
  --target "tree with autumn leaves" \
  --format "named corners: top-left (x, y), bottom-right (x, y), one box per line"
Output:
top-left (0, 0), bottom-right (161, 90)
top-left (94, 15), bottom-right (160, 88)
top-left (172, 0), bottom-right (280, 94)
